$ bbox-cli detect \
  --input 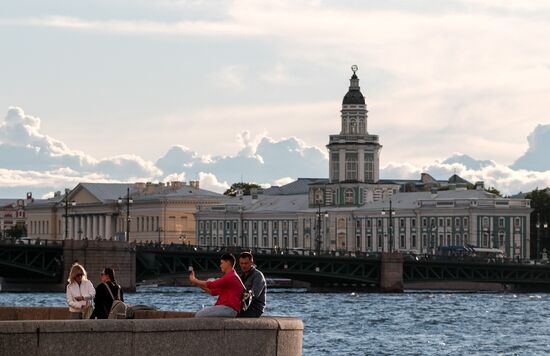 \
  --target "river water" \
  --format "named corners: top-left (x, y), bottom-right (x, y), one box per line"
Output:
top-left (1, 288), bottom-right (550, 355)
